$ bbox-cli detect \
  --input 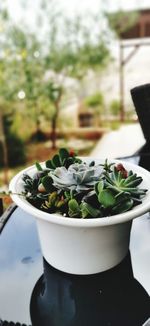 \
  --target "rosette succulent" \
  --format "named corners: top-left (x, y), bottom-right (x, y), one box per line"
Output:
top-left (95, 163), bottom-right (147, 215)
top-left (49, 162), bottom-right (103, 192)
